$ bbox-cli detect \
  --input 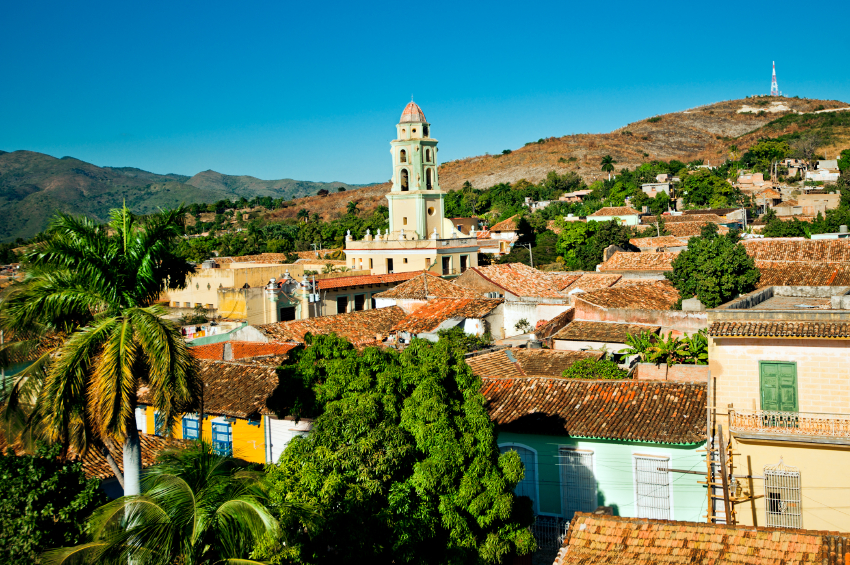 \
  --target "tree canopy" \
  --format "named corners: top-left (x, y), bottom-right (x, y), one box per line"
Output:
top-left (665, 224), bottom-right (760, 309)
top-left (262, 334), bottom-right (535, 565)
